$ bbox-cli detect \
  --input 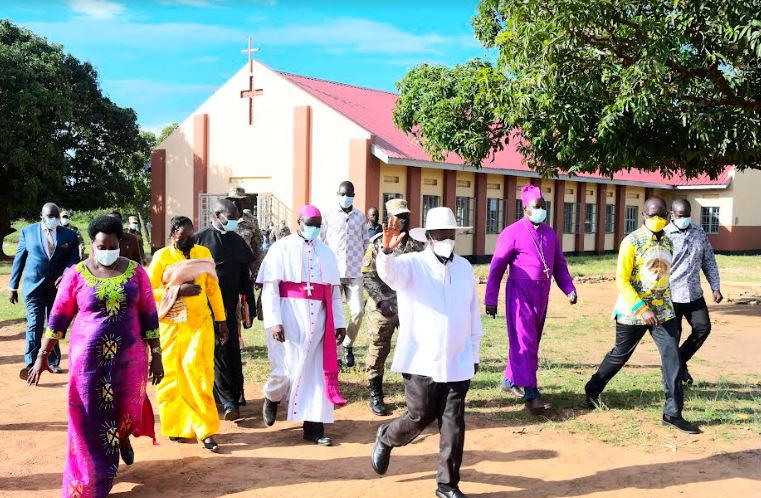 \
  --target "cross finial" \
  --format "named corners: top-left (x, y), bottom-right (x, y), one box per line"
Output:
top-left (241, 36), bottom-right (259, 73)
